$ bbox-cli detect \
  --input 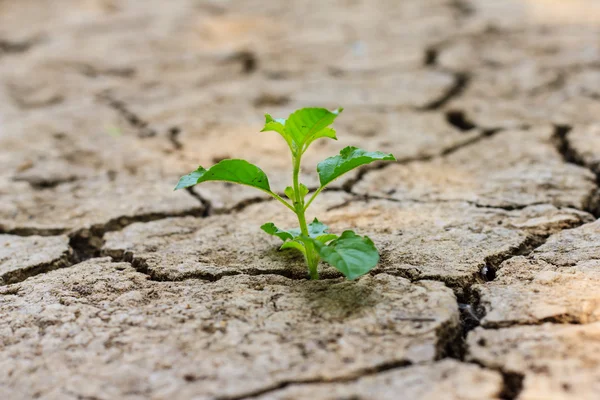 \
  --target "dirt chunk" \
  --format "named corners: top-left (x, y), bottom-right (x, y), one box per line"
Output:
top-left (102, 192), bottom-right (353, 281)
top-left (94, 95), bottom-right (482, 212)
top-left (568, 124), bottom-right (600, 177)
top-left (355, 127), bottom-right (597, 211)
top-left (0, 234), bottom-right (71, 285)
top-left (254, 359), bottom-right (503, 400)
top-left (103, 192), bottom-right (591, 289)
top-left (0, 258), bottom-right (460, 400)
top-left (467, 323), bottom-right (600, 400)
top-left (0, 176), bottom-right (202, 235)
top-left (474, 220), bottom-right (600, 327)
